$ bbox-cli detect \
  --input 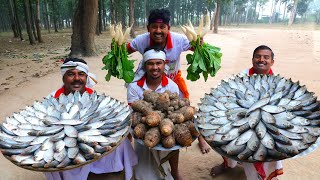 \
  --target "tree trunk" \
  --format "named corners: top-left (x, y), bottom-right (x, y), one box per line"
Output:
top-left (9, 0), bottom-right (19, 37)
top-left (269, 0), bottom-right (279, 24)
top-left (144, 0), bottom-right (147, 27)
top-left (102, 0), bottom-right (106, 31)
top-left (98, 0), bottom-right (103, 34)
top-left (282, 1), bottom-right (288, 22)
top-left (110, 0), bottom-right (115, 24)
top-left (23, 0), bottom-right (35, 44)
top-left (288, 0), bottom-right (298, 26)
top-left (13, 0), bottom-right (24, 40)
top-left (70, 0), bottom-right (98, 57)
top-left (96, 0), bottom-right (102, 35)
top-left (29, 0), bottom-right (38, 41)
top-left (51, 0), bottom-right (58, 32)
top-left (169, 0), bottom-right (175, 25)
top-left (129, 0), bottom-right (135, 38)
top-left (213, 0), bottom-right (220, 33)
top-left (36, 0), bottom-right (43, 42)
top-left (45, 0), bottom-right (50, 33)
